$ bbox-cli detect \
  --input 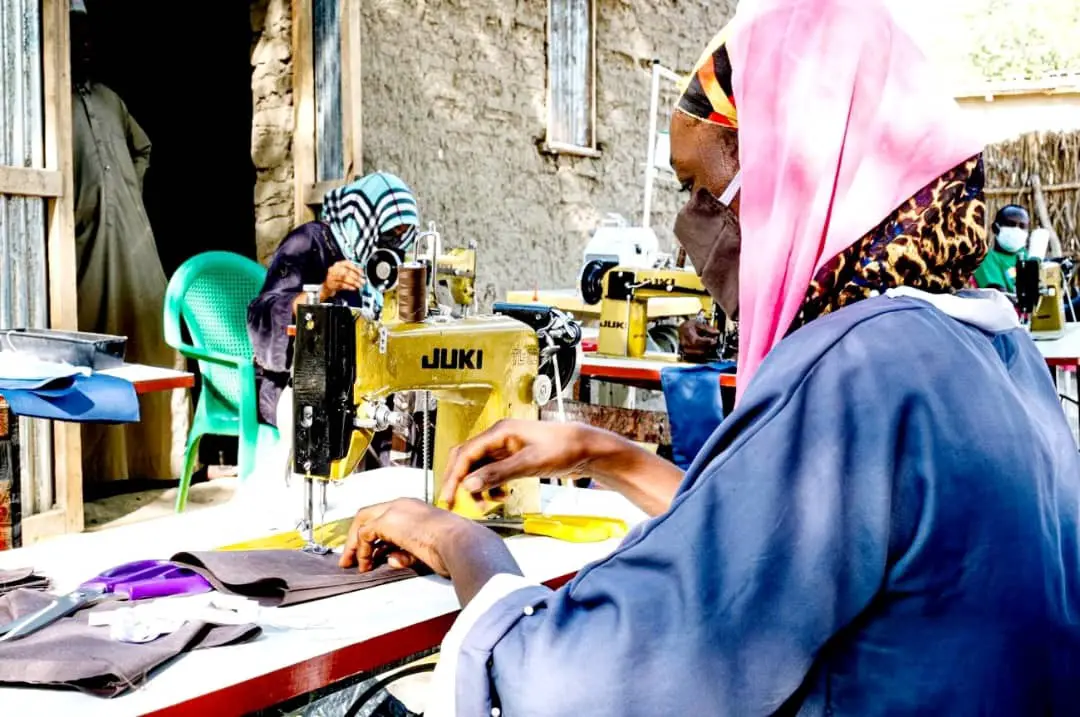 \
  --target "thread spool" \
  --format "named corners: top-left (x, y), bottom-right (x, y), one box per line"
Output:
top-left (398, 263), bottom-right (429, 323)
